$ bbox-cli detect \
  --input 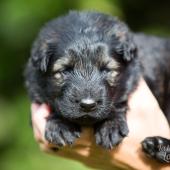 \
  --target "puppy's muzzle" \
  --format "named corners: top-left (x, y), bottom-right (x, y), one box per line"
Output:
top-left (80, 98), bottom-right (97, 112)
